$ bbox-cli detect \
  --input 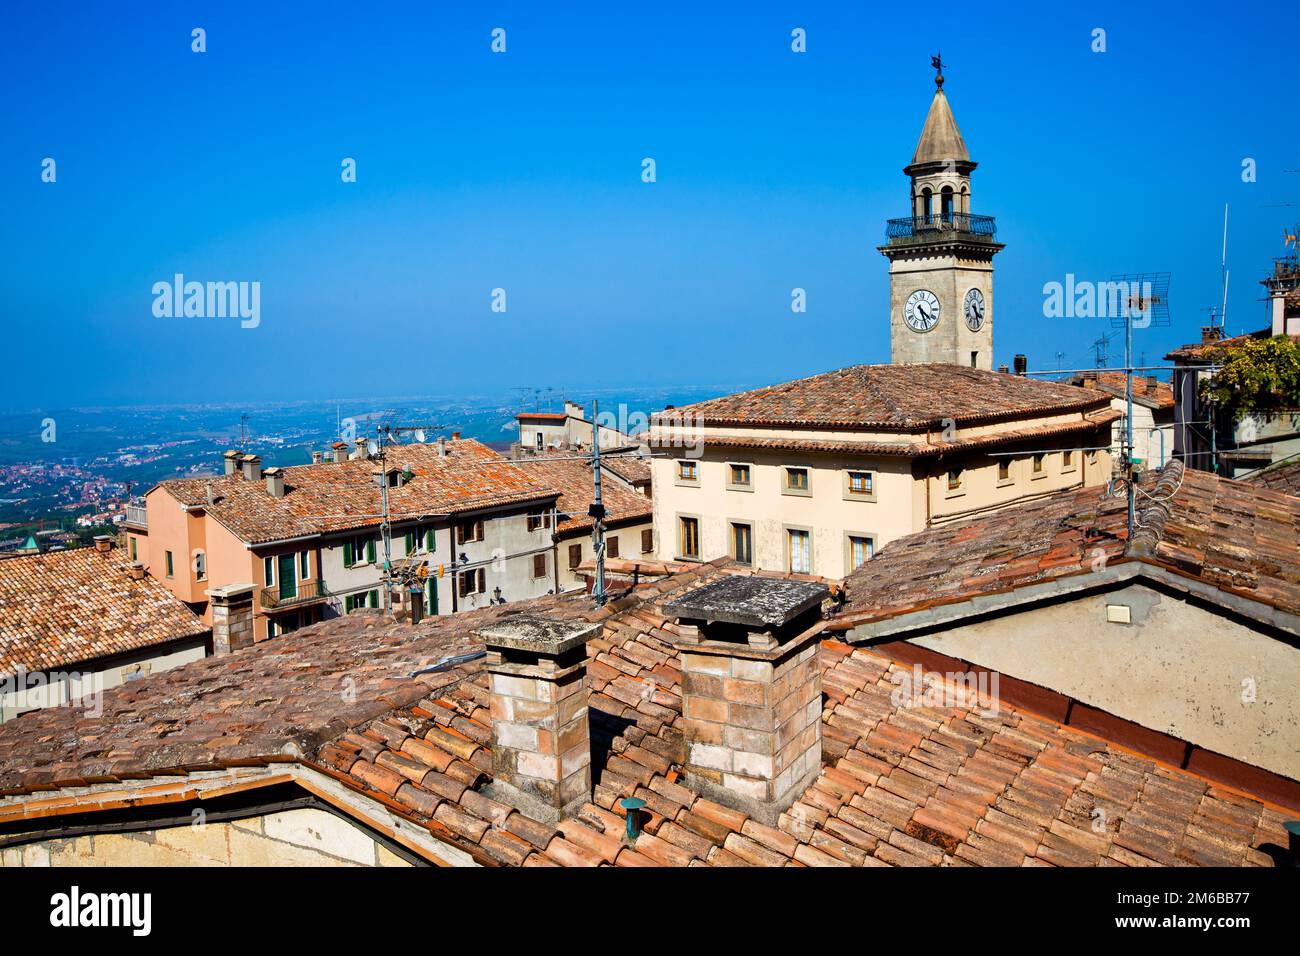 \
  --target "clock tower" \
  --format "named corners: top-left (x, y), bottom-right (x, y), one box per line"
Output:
top-left (880, 58), bottom-right (1003, 368)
